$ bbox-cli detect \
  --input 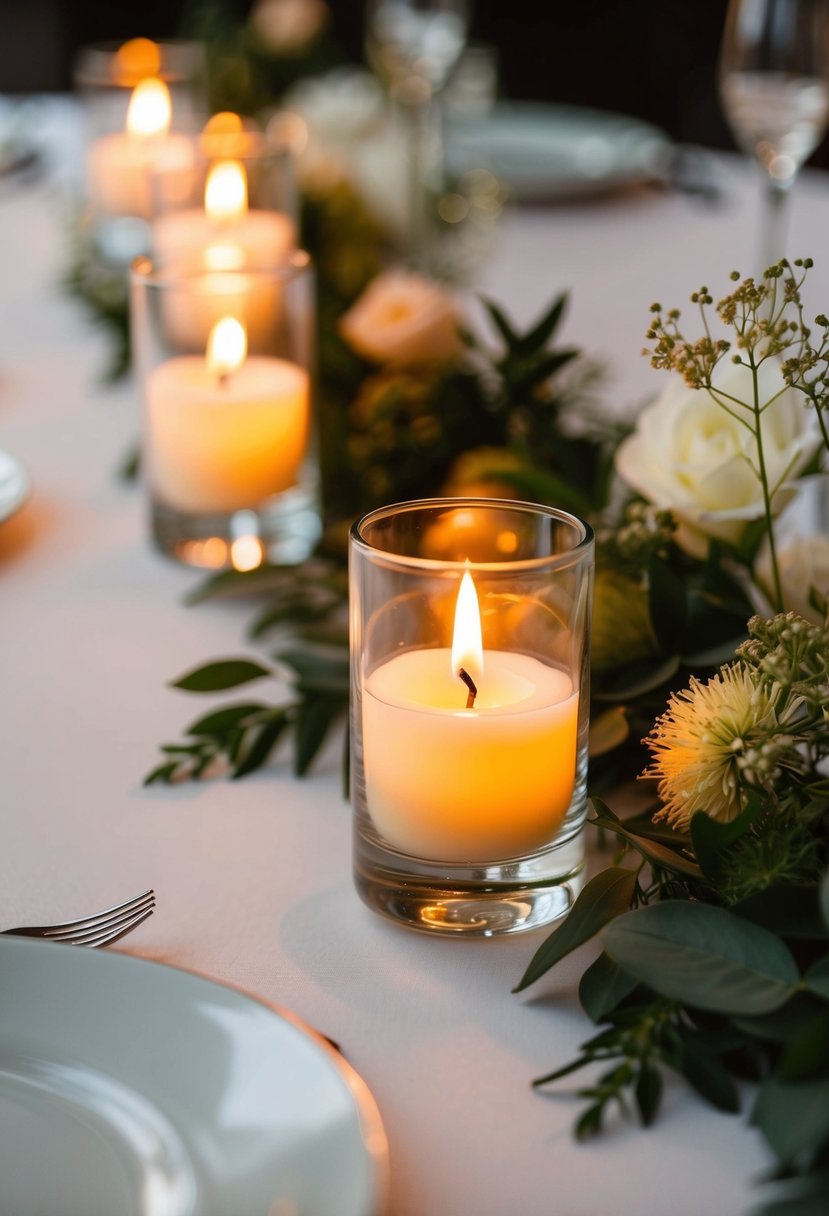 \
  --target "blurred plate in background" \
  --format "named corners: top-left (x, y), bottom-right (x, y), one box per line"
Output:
top-left (447, 101), bottom-right (672, 201)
